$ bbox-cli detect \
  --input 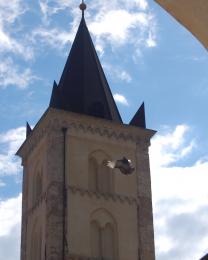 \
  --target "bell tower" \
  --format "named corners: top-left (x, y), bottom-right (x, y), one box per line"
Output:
top-left (17, 2), bottom-right (156, 260)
